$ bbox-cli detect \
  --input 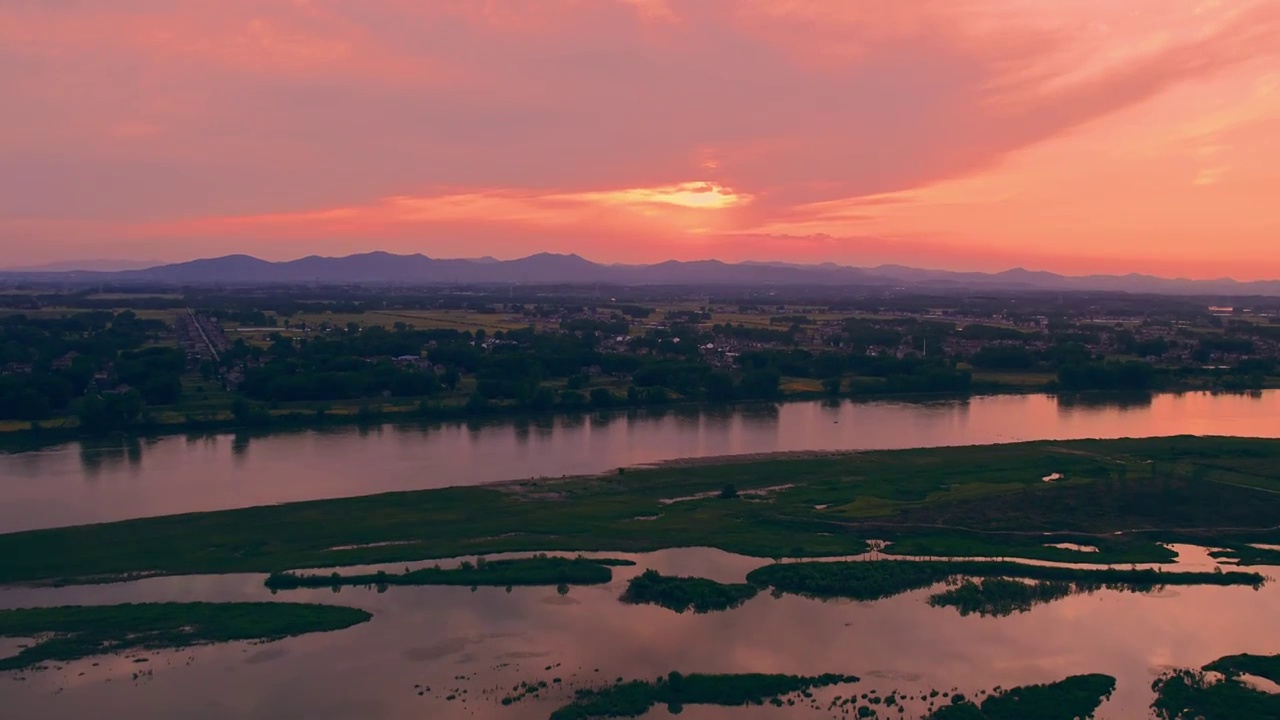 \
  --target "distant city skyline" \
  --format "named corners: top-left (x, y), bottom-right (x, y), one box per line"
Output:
top-left (3, 1), bottom-right (1278, 278)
